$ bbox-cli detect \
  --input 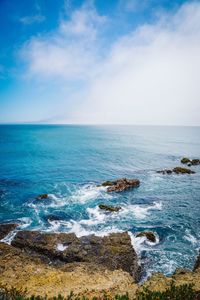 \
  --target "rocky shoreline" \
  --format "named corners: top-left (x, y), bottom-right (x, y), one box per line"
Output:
top-left (0, 223), bottom-right (200, 298)
top-left (0, 157), bottom-right (200, 298)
